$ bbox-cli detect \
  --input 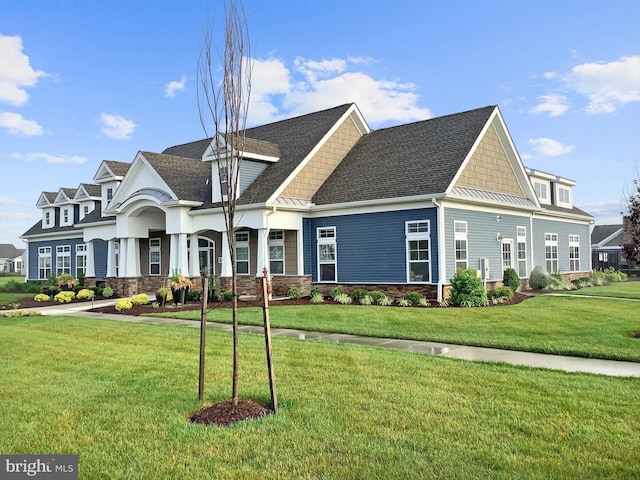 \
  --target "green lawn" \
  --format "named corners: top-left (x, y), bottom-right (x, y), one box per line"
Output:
top-left (0, 292), bottom-right (33, 305)
top-left (1, 316), bottom-right (638, 479)
top-left (154, 294), bottom-right (640, 362)
top-left (567, 280), bottom-right (640, 299)
top-left (0, 275), bottom-right (24, 286)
